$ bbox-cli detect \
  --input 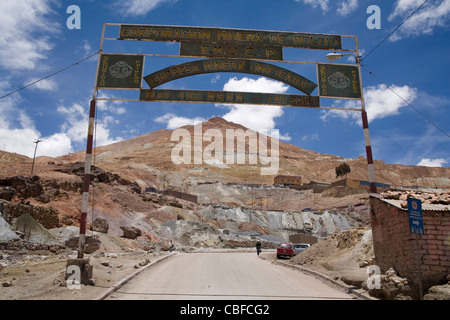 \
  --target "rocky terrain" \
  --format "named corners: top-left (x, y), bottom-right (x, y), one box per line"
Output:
top-left (1, 117), bottom-right (449, 300)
